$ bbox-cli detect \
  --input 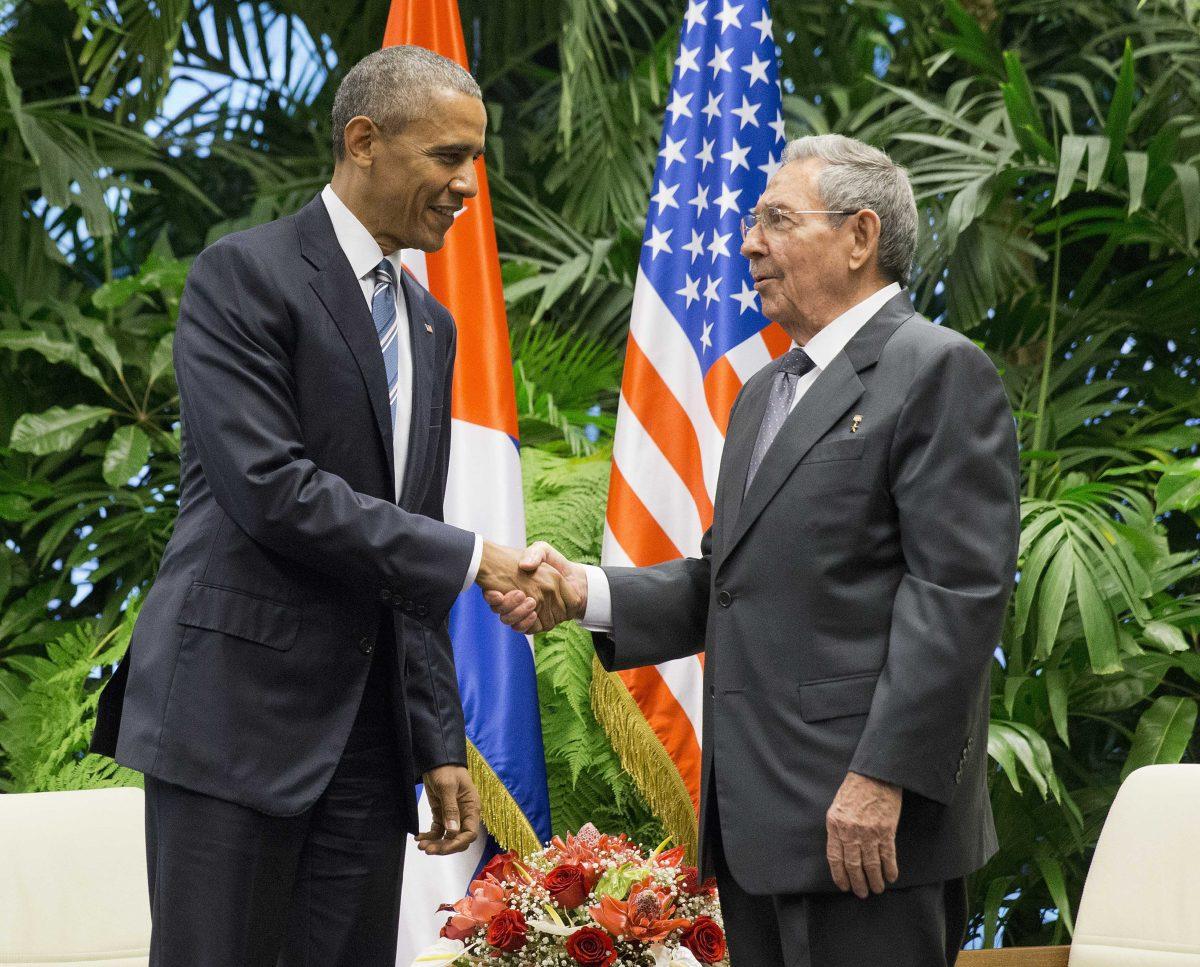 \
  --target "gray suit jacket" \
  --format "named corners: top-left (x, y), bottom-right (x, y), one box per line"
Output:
top-left (595, 291), bottom-right (1020, 895)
